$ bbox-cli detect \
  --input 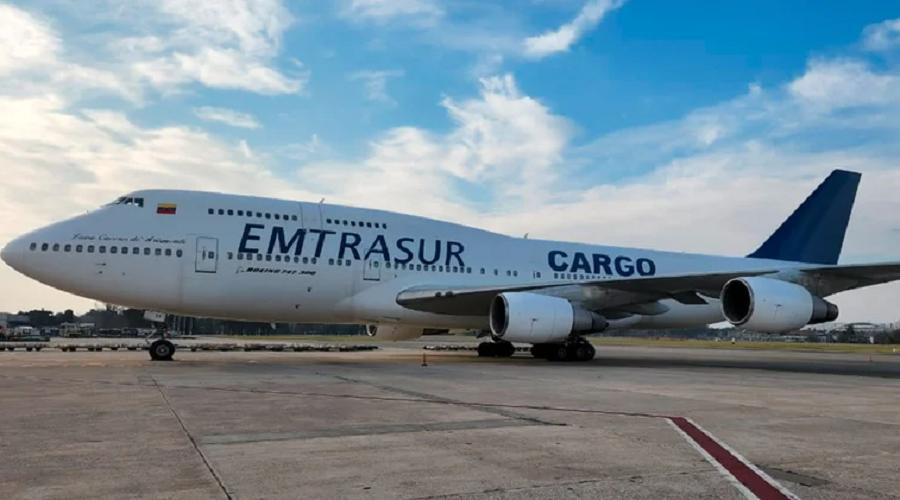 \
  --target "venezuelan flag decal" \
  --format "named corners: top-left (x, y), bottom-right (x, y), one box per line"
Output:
top-left (156, 203), bottom-right (177, 215)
